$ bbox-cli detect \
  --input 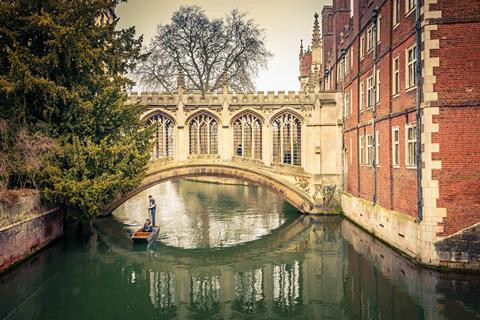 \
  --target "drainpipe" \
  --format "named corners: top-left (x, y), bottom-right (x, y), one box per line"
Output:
top-left (372, 9), bottom-right (378, 205)
top-left (340, 49), bottom-right (347, 192)
top-left (415, 0), bottom-right (423, 223)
